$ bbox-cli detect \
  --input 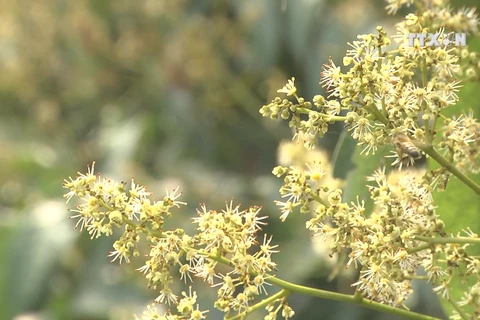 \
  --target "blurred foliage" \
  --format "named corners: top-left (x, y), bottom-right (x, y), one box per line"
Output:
top-left (0, 0), bottom-right (475, 319)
